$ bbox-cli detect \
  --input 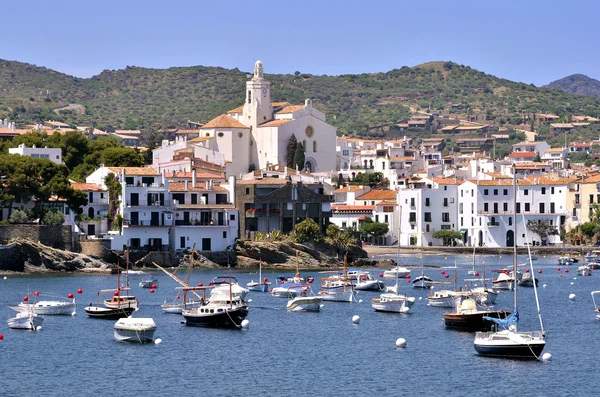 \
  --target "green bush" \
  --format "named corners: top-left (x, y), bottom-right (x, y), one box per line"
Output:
top-left (43, 210), bottom-right (65, 225)
top-left (9, 209), bottom-right (29, 224)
